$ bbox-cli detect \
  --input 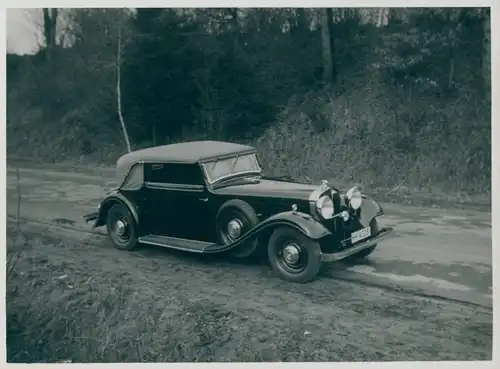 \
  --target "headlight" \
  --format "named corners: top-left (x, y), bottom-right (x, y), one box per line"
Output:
top-left (317, 195), bottom-right (334, 219)
top-left (346, 186), bottom-right (362, 210)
